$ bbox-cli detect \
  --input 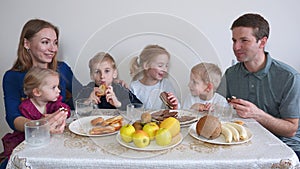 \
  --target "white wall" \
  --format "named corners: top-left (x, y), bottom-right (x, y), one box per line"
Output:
top-left (1, 0), bottom-right (299, 152)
